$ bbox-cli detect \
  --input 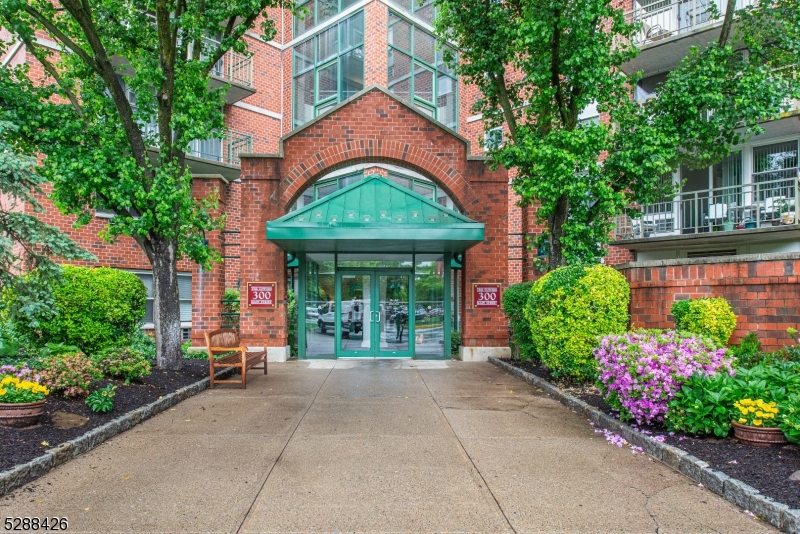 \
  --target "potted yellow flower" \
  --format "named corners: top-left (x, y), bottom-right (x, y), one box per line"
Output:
top-left (0, 366), bottom-right (50, 427)
top-left (731, 398), bottom-right (787, 447)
